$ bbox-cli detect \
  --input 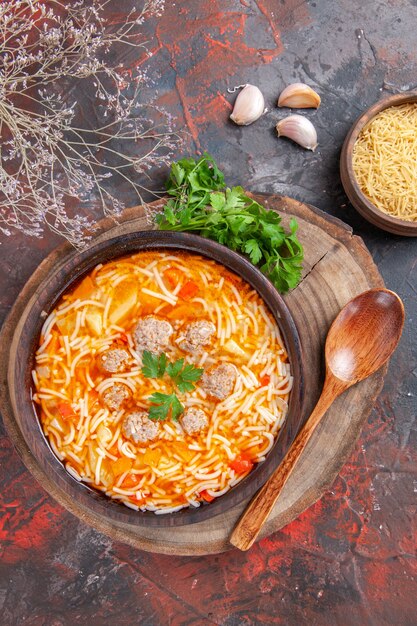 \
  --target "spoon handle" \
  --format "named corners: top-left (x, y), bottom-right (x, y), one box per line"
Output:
top-left (230, 374), bottom-right (347, 551)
